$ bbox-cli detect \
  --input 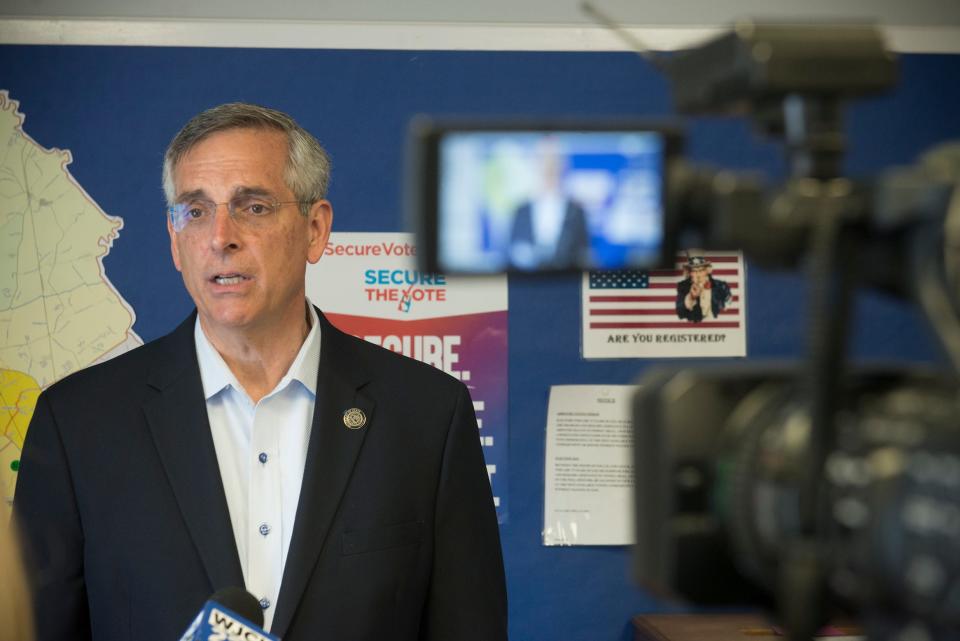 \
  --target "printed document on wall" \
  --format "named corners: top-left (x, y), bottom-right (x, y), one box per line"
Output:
top-left (543, 385), bottom-right (636, 546)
